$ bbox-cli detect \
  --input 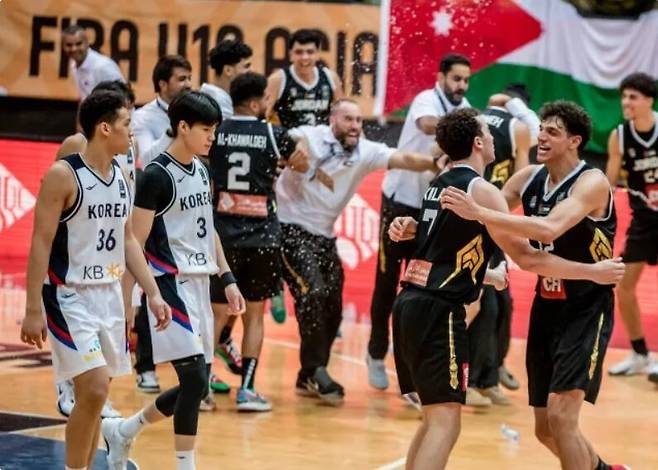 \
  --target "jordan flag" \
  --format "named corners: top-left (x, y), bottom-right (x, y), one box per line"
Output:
top-left (375, 0), bottom-right (658, 153)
